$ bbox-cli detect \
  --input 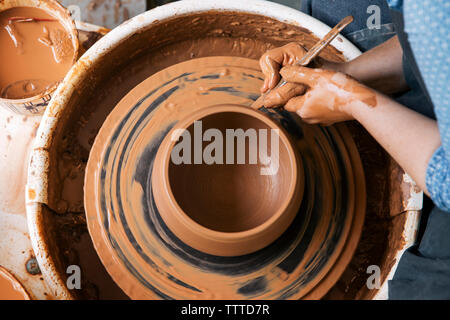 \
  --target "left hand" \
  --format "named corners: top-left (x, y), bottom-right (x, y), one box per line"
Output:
top-left (259, 42), bottom-right (308, 93)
